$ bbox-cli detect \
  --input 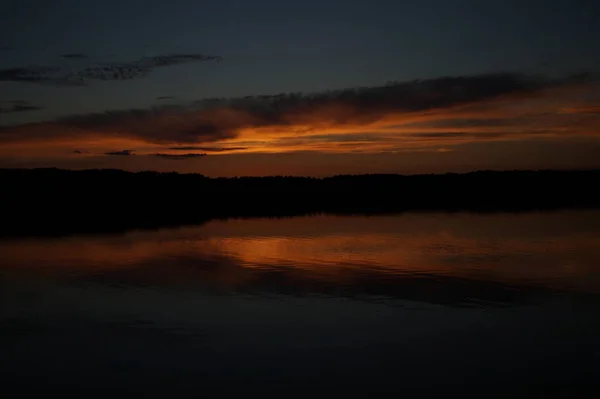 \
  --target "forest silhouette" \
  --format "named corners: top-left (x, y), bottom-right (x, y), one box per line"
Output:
top-left (2, 168), bottom-right (600, 237)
